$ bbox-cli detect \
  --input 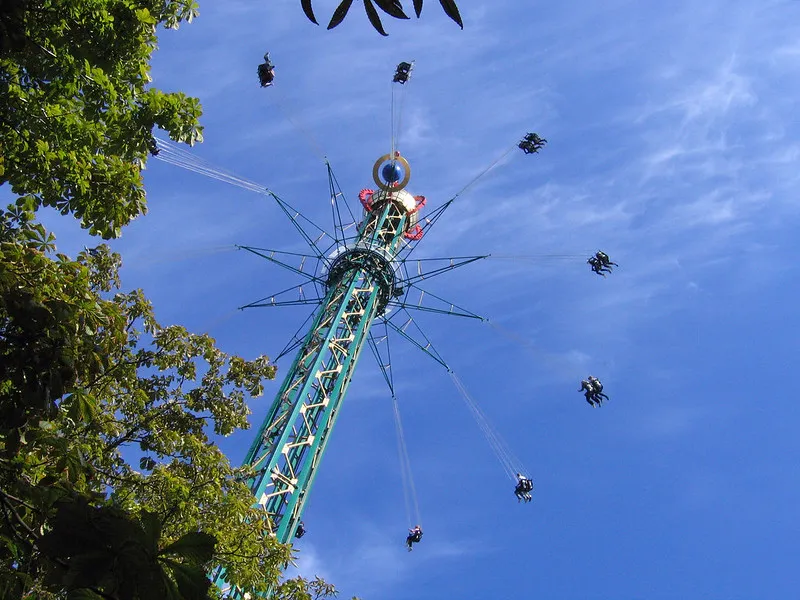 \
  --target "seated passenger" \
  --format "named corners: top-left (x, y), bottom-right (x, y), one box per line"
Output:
top-left (406, 525), bottom-right (423, 551)
top-left (393, 61), bottom-right (413, 84)
top-left (595, 251), bottom-right (618, 270)
top-left (587, 256), bottom-right (606, 276)
top-left (588, 376), bottom-right (608, 404)
top-left (579, 379), bottom-right (597, 406)
top-left (258, 52), bottom-right (275, 87)
top-left (518, 133), bottom-right (547, 154)
top-left (515, 474), bottom-right (534, 502)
